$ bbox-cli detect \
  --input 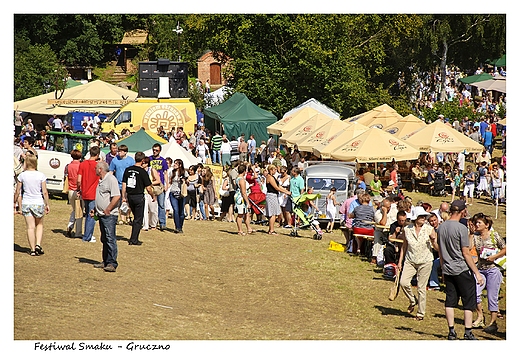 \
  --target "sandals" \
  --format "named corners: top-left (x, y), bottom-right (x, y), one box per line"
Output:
top-left (35, 245), bottom-right (44, 255)
top-left (472, 318), bottom-right (485, 328)
top-left (237, 231), bottom-right (246, 236)
top-left (413, 316), bottom-right (424, 321)
top-left (29, 250), bottom-right (37, 256)
top-left (247, 230), bottom-right (257, 234)
top-left (268, 231), bottom-right (278, 235)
